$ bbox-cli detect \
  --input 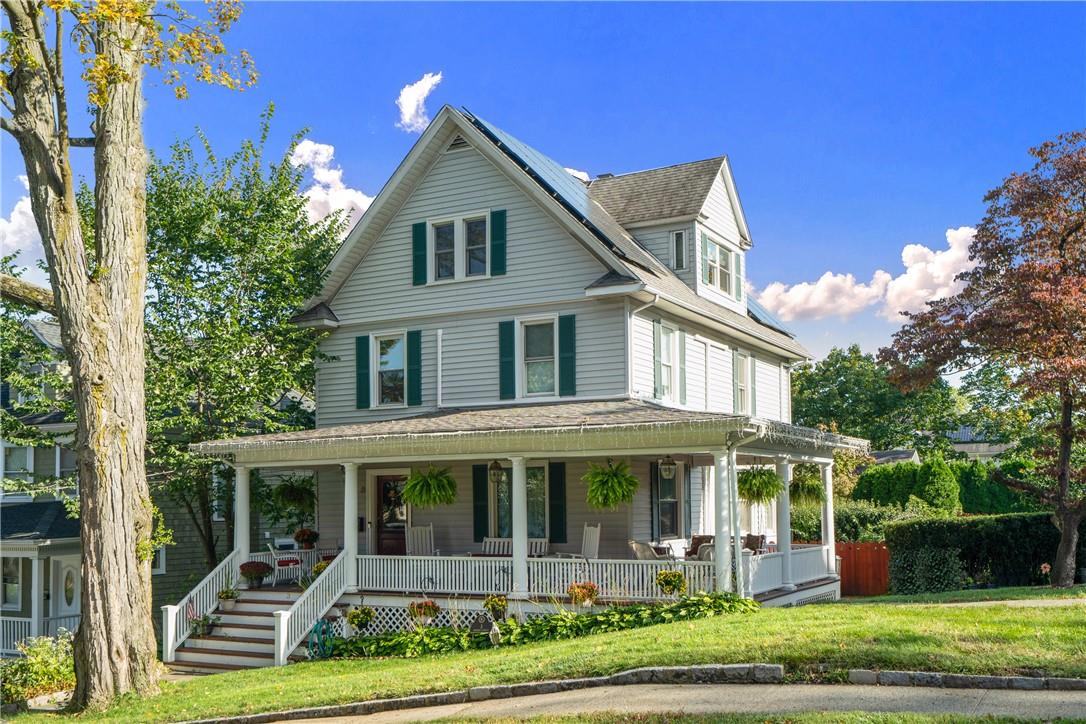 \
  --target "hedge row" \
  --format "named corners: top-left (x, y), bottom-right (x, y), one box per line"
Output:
top-left (791, 500), bottom-right (916, 542)
top-left (884, 512), bottom-right (1086, 592)
top-left (853, 459), bottom-right (1030, 514)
